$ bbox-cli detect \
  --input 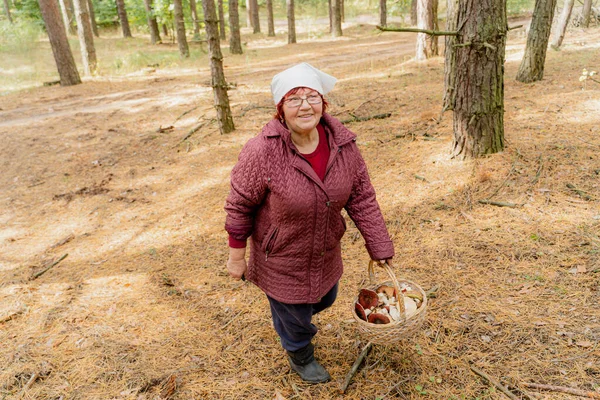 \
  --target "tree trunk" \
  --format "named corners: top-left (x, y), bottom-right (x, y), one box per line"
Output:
top-left (58, 0), bottom-right (76, 34)
top-left (229, 0), bottom-right (243, 53)
top-left (328, 0), bottom-right (332, 33)
top-left (449, 0), bottom-right (507, 159)
top-left (331, 0), bottom-right (342, 37)
top-left (250, 0), bottom-right (260, 33)
top-left (411, 0), bottom-right (417, 25)
top-left (143, 0), bottom-right (162, 44)
top-left (245, 0), bottom-right (251, 28)
top-left (443, 0), bottom-right (458, 111)
top-left (162, 23), bottom-right (168, 36)
top-left (551, 0), bottom-right (573, 49)
top-left (415, 0), bottom-right (430, 60)
top-left (266, 0), bottom-right (275, 36)
top-left (218, 0), bottom-right (226, 39)
top-left (189, 0), bottom-right (201, 39)
top-left (379, 0), bottom-right (386, 27)
top-left (340, 0), bottom-right (344, 23)
top-left (38, 0), bottom-right (82, 86)
top-left (428, 0), bottom-right (438, 56)
top-left (173, 0), bottom-right (189, 56)
top-left (87, 0), bottom-right (99, 37)
top-left (287, 0), bottom-right (296, 43)
top-left (3, 0), bottom-right (13, 23)
top-left (201, 0), bottom-right (235, 134)
top-left (115, 0), bottom-right (132, 37)
top-left (516, 0), bottom-right (557, 82)
top-left (582, 0), bottom-right (592, 27)
top-left (73, 0), bottom-right (96, 75)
